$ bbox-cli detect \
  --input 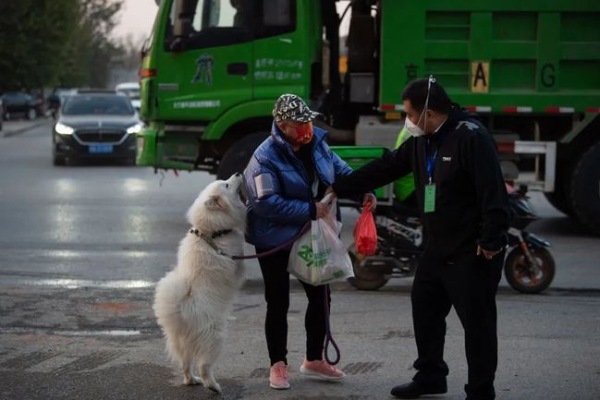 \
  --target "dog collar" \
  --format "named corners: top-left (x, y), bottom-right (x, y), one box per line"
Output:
top-left (189, 228), bottom-right (234, 258)
top-left (188, 228), bottom-right (233, 239)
